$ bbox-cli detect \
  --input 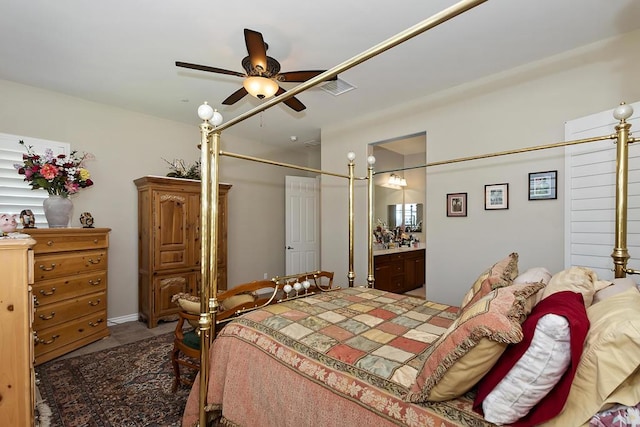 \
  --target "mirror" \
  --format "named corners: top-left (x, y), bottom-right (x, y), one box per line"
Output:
top-left (370, 132), bottom-right (426, 242)
top-left (387, 203), bottom-right (423, 231)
